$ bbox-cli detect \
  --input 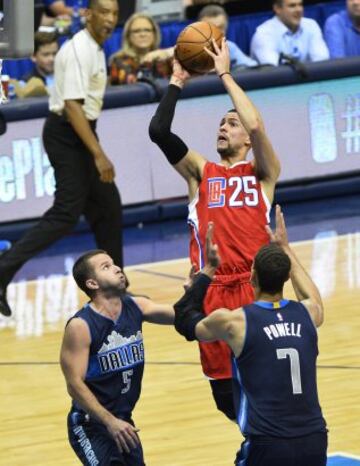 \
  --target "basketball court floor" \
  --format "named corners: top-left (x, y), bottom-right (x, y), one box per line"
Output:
top-left (0, 197), bottom-right (359, 465)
